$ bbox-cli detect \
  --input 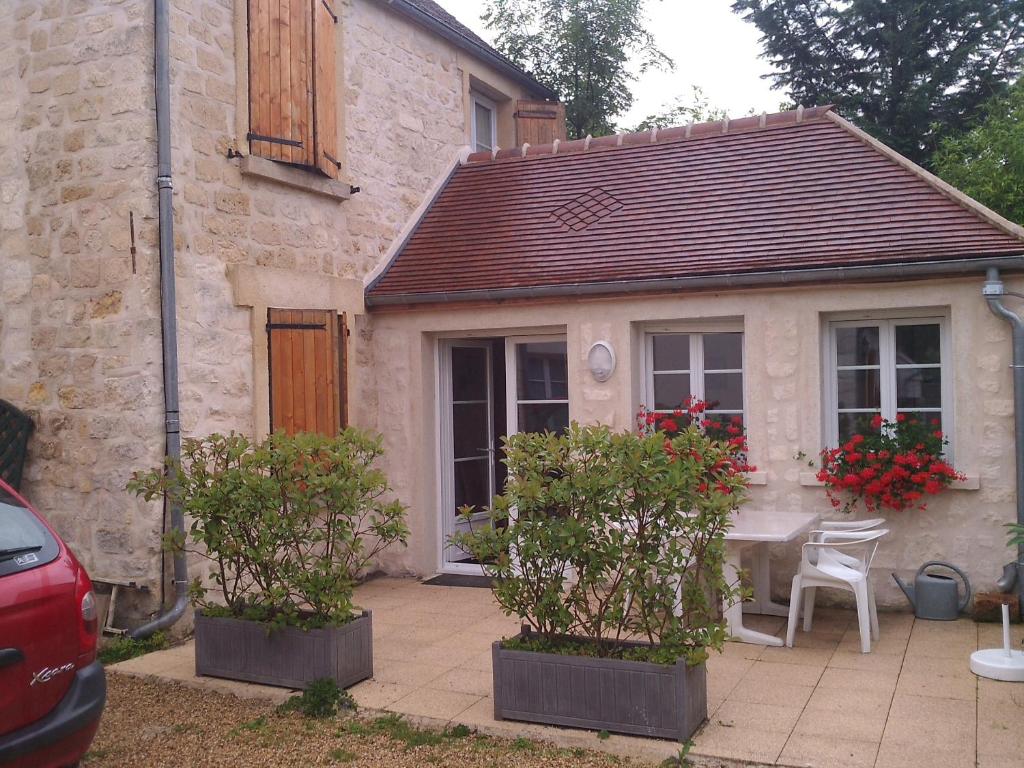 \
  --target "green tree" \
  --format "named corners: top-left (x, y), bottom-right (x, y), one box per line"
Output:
top-left (631, 86), bottom-right (728, 132)
top-left (483, 0), bottom-right (672, 139)
top-left (934, 79), bottom-right (1024, 225)
top-left (732, 0), bottom-right (1024, 165)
